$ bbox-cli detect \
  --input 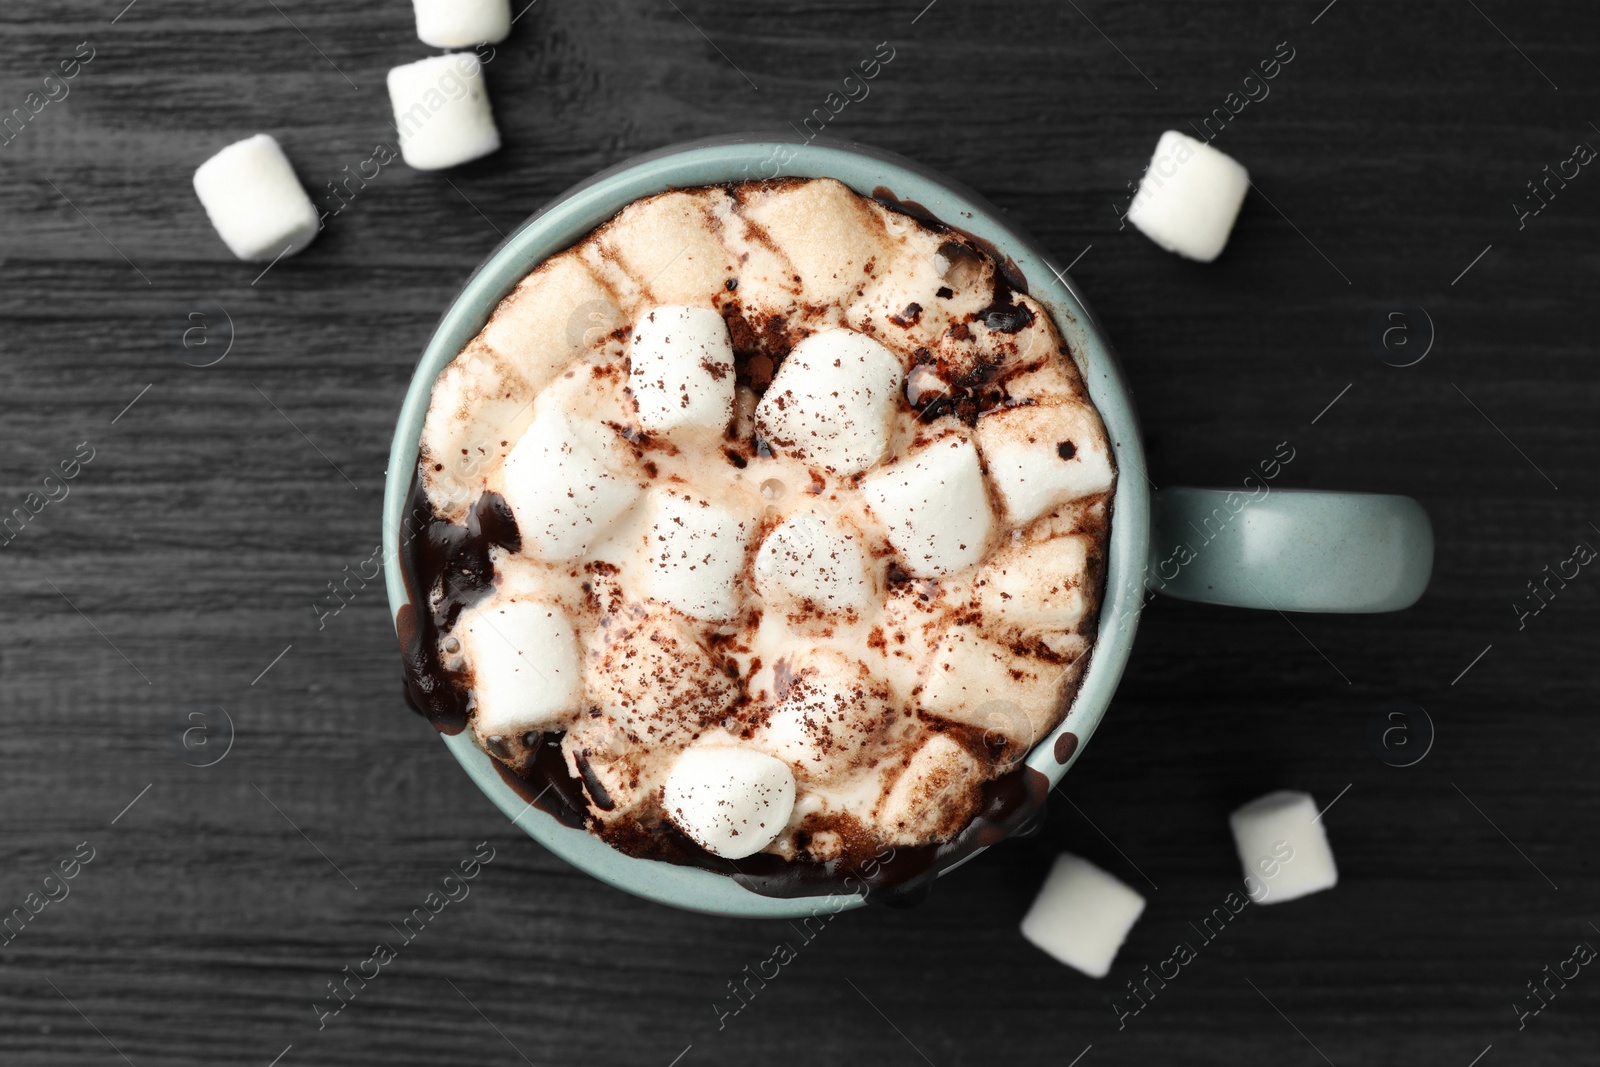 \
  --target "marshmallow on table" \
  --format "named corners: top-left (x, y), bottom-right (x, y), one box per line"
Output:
top-left (1021, 853), bottom-right (1147, 978)
top-left (388, 54), bottom-right (501, 171)
top-left (860, 434), bottom-right (994, 577)
top-left (1229, 790), bottom-right (1338, 904)
top-left (192, 134), bottom-right (319, 262)
top-left (457, 598), bottom-right (582, 739)
top-left (661, 745), bottom-right (796, 859)
top-left (629, 305), bottom-right (736, 434)
top-left (975, 400), bottom-right (1114, 527)
top-left (1126, 130), bottom-right (1250, 263)
top-left (641, 486), bottom-right (754, 621)
top-left (754, 329), bottom-right (903, 476)
top-left (500, 407), bottom-right (641, 561)
top-left (754, 512), bottom-right (875, 615)
top-left (413, 0), bottom-right (511, 48)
